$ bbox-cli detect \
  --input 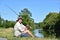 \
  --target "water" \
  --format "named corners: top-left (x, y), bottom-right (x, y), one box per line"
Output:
top-left (34, 29), bottom-right (44, 38)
